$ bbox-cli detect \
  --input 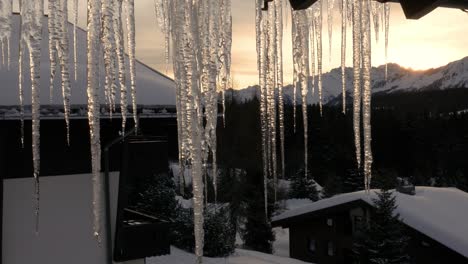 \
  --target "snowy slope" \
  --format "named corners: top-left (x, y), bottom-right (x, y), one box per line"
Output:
top-left (273, 187), bottom-right (468, 259)
top-left (230, 57), bottom-right (468, 105)
top-left (0, 14), bottom-right (176, 106)
top-left (147, 247), bottom-right (312, 264)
